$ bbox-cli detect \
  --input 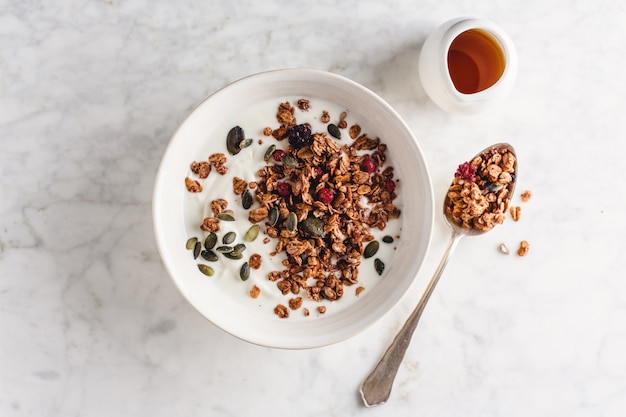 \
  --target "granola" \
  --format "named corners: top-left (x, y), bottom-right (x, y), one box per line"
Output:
top-left (520, 190), bottom-right (532, 202)
top-left (209, 153), bottom-right (228, 175)
top-left (517, 240), bottom-right (530, 256)
top-left (255, 103), bottom-right (400, 304)
top-left (184, 98), bottom-right (403, 317)
top-left (249, 285), bottom-right (260, 299)
top-left (190, 161), bottom-right (211, 178)
top-left (185, 177), bottom-right (202, 193)
top-left (249, 254), bottom-right (262, 269)
top-left (445, 145), bottom-right (516, 231)
top-left (509, 206), bottom-right (521, 221)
